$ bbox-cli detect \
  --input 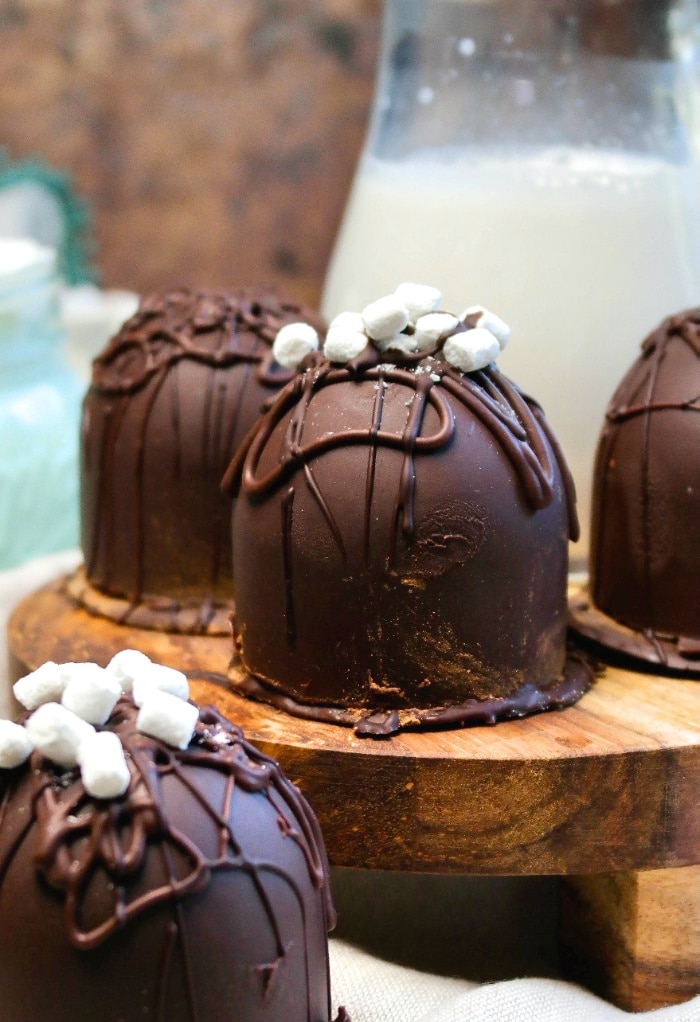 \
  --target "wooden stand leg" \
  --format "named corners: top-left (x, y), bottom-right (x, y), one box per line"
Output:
top-left (559, 866), bottom-right (700, 1012)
